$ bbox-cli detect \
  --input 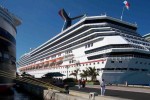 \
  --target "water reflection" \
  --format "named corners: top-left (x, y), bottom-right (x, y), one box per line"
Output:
top-left (0, 88), bottom-right (41, 100)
